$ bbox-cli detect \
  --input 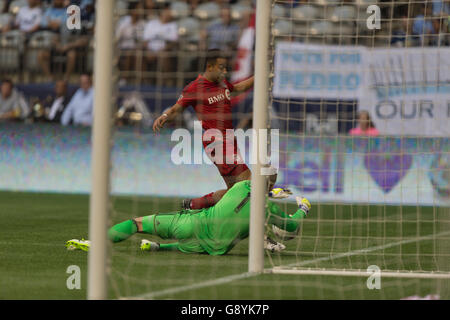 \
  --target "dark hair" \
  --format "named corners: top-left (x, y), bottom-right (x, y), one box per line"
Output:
top-left (1, 79), bottom-right (13, 87)
top-left (205, 49), bottom-right (227, 68)
top-left (359, 110), bottom-right (376, 129)
top-left (80, 73), bottom-right (92, 79)
top-left (156, 2), bottom-right (171, 10)
top-left (128, 1), bottom-right (141, 11)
